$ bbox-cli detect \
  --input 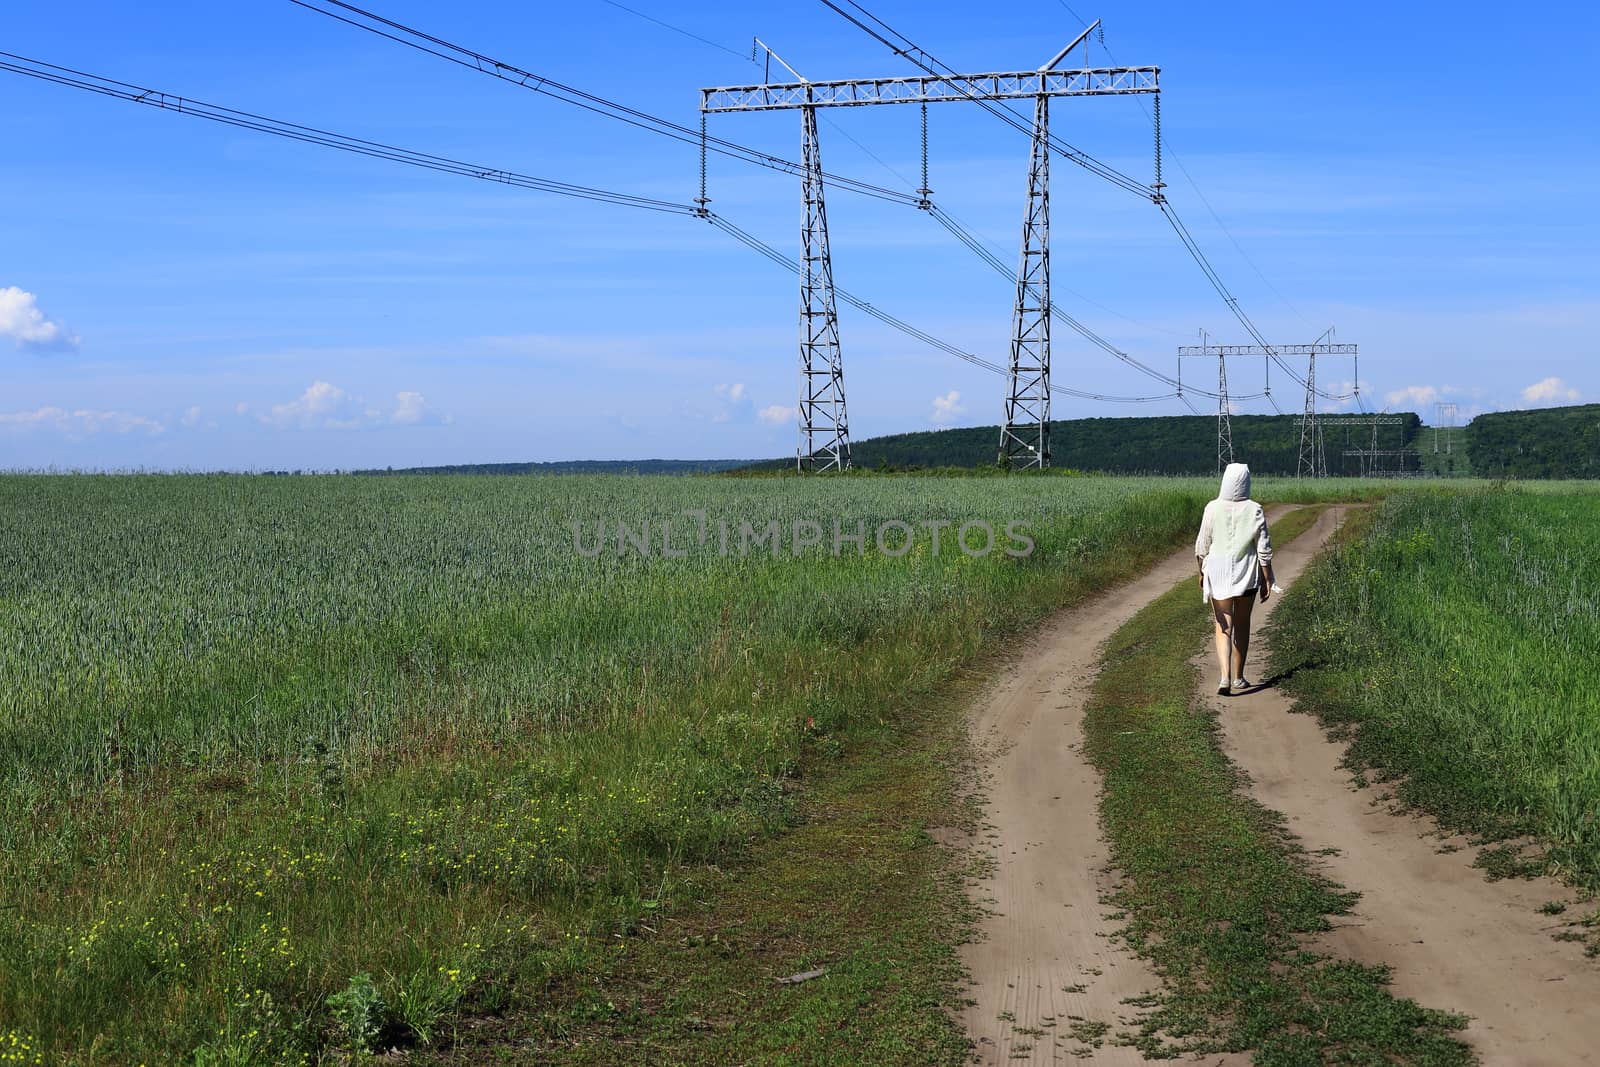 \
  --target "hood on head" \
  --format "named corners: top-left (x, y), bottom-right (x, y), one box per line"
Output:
top-left (1219, 462), bottom-right (1251, 501)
